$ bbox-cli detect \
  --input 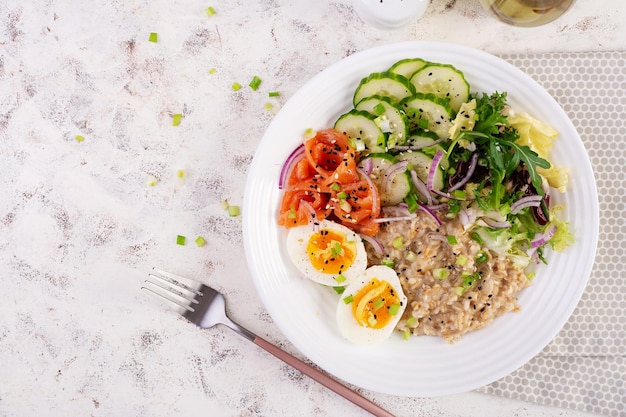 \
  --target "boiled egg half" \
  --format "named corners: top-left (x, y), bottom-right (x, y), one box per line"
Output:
top-left (337, 265), bottom-right (407, 345)
top-left (286, 219), bottom-right (367, 286)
